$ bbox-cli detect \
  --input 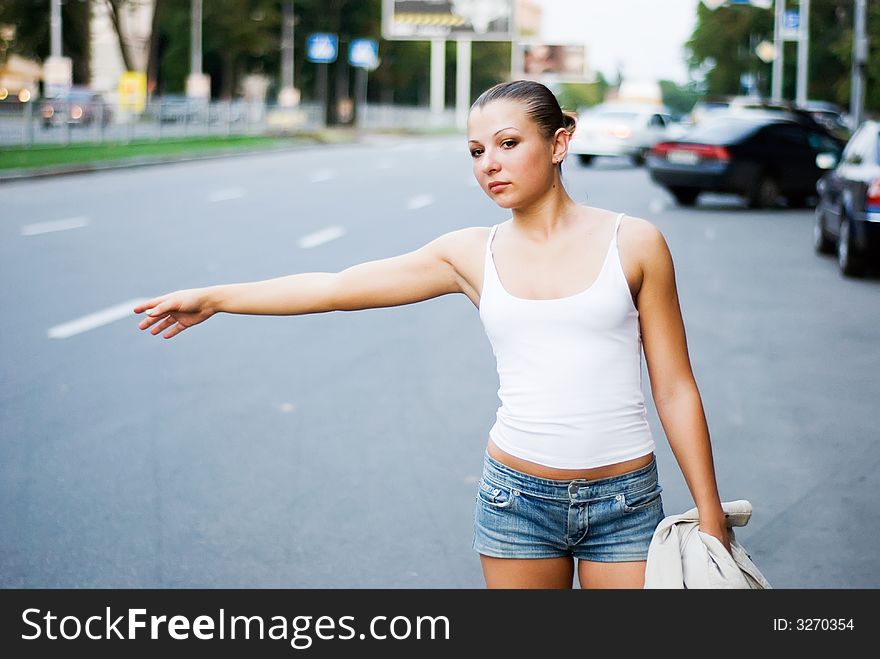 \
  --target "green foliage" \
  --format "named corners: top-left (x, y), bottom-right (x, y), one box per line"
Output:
top-left (555, 79), bottom-right (607, 113)
top-left (688, 0), bottom-right (880, 112)
top-left (0, 0), bottom-right (91, 84)
top-left (686, 3), bottom-right (773, 97)
top-left (659, 80), bottom-right (700, 116)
